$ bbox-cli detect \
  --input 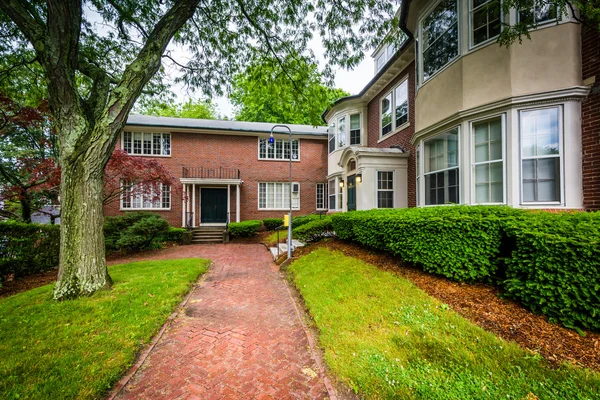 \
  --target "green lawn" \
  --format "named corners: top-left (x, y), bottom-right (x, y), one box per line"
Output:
top-left (289, 249), bottom-right (600, 399)
top-left (0, 258), bottom-right (209, 399)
